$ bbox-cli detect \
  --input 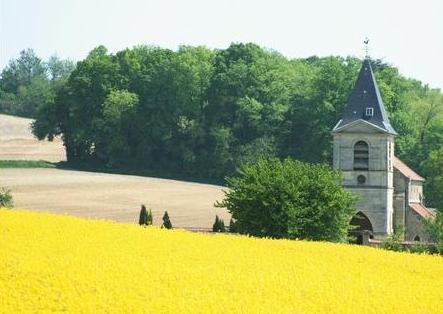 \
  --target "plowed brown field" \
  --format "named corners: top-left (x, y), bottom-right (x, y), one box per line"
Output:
top-left (0, 114), bottom-right (229, 228)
